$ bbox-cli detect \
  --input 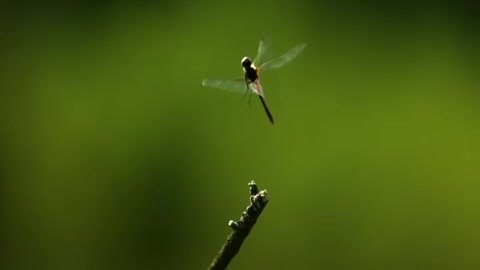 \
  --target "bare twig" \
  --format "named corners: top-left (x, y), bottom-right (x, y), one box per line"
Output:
top-left (207, 181), bottom-right (269, 270)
